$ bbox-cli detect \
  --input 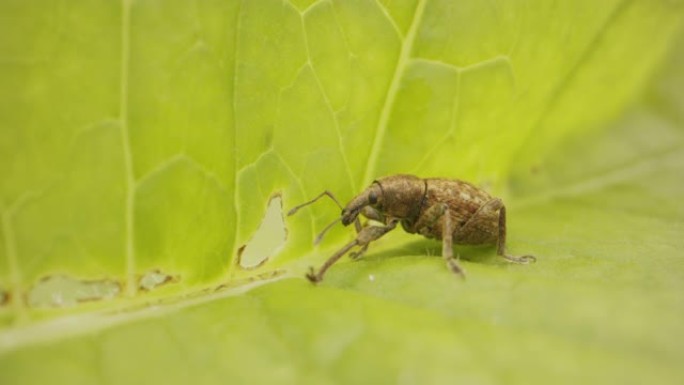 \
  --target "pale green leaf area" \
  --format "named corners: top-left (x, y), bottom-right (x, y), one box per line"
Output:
top-left (1, 0), bottom-right (684, 384)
